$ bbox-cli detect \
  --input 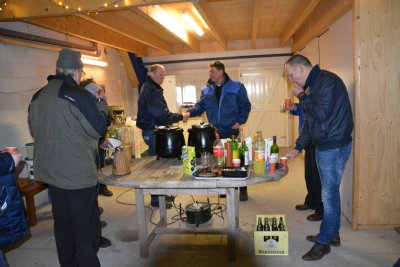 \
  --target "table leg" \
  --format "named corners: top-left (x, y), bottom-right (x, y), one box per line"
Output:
top-left (226, 187), bottom-right (236, 261)
top-left (135, 188), bottom-right (149, 258)
top-left (234, 188), bottom-right (239, 229)
top-left (158, 195), bottom-right (167, 226)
